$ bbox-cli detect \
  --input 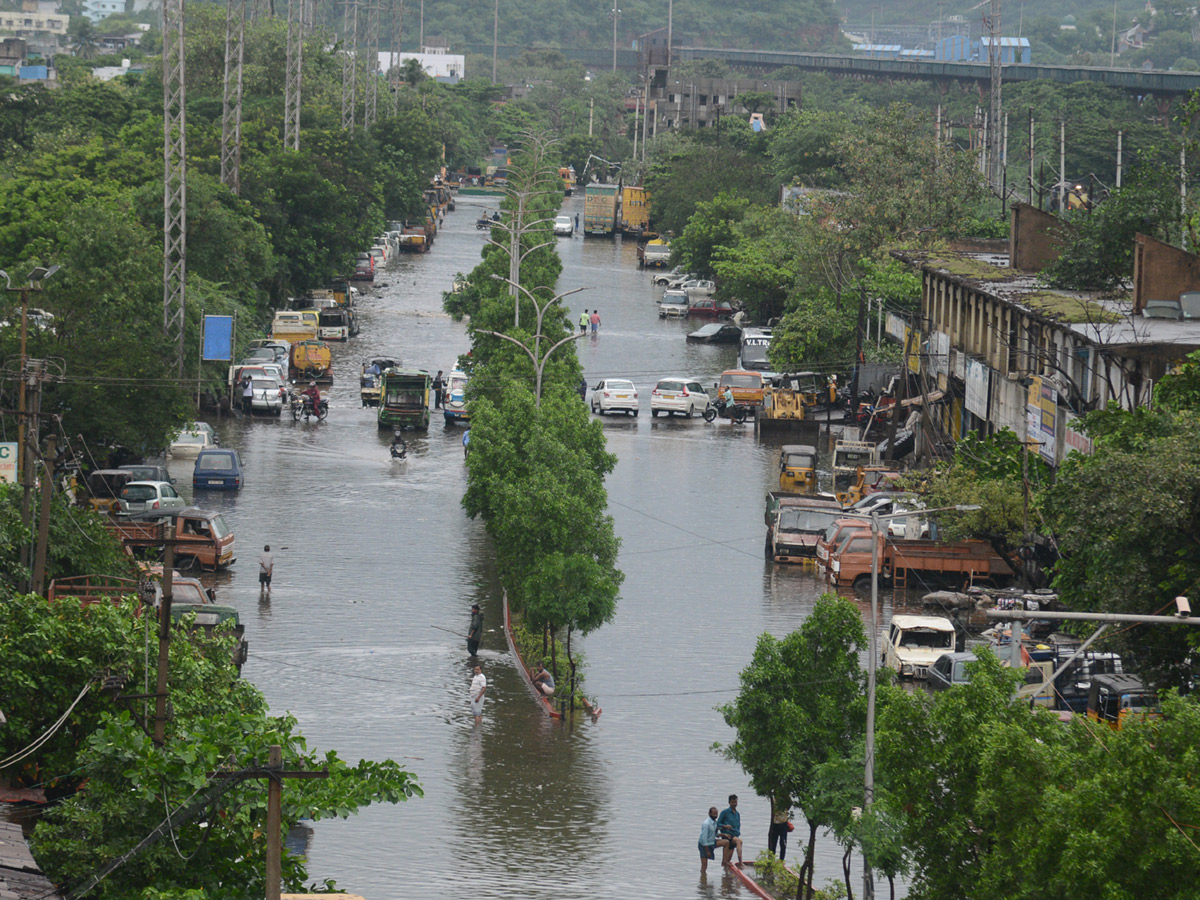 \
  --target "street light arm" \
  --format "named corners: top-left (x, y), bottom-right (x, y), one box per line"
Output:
top-left (481, 329), bottom-right (539, 368)
top-left (518, 239), bottom-right (556, 262)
